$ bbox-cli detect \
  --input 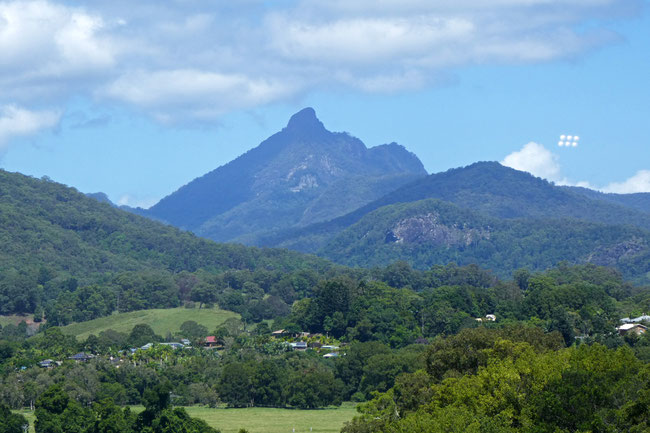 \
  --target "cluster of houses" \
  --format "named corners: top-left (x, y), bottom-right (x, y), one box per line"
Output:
top-left (38, 352), bottom-right (95, 368)
top-left (37, 314), bottom-right (649, 370)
